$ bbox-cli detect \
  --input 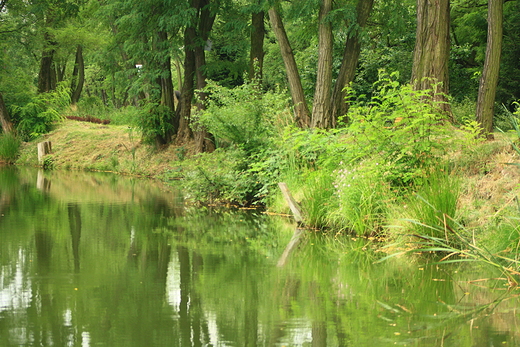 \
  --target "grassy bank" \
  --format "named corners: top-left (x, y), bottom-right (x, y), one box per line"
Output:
top-left (13, 116), bottom-right (520, 235)
top-left (15, 120), bottom-right (182, 177)
top-left (5, 76), bottom-right (520, 282)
